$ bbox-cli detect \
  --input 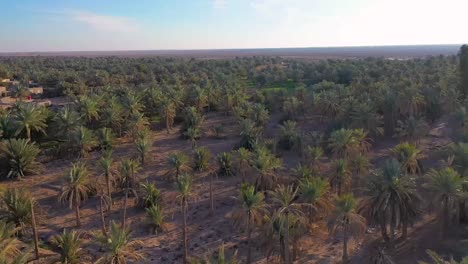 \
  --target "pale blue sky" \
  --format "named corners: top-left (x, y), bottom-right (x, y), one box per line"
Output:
top-left (0, 0), bottom-right (466, 52)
